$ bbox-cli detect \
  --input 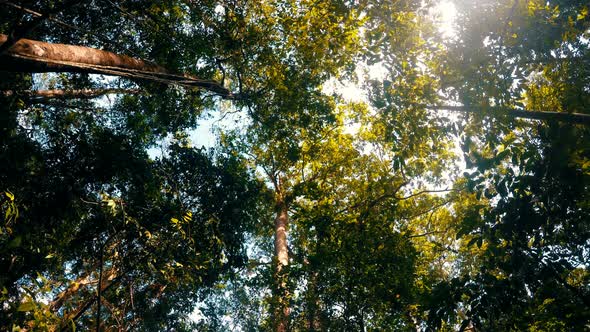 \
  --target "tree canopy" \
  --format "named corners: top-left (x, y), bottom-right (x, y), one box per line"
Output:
top-left (1, 0), bottom-right (589, 331)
